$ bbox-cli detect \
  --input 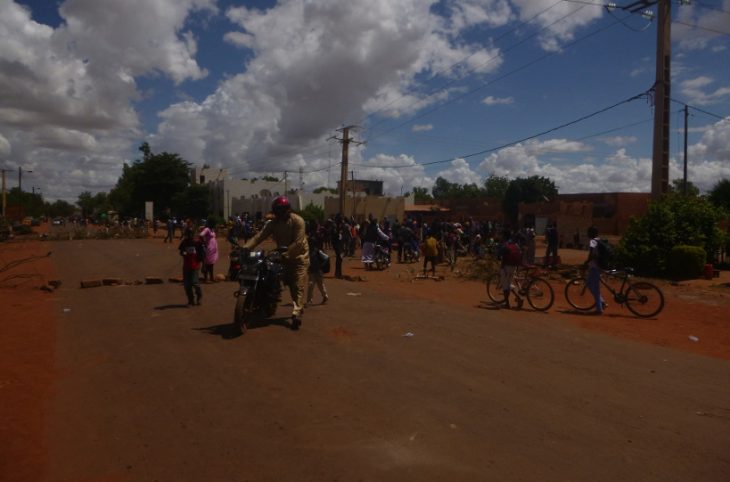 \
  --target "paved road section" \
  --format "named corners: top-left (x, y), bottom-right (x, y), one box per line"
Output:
top-left (46, 239), bottom-right (729, 481)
